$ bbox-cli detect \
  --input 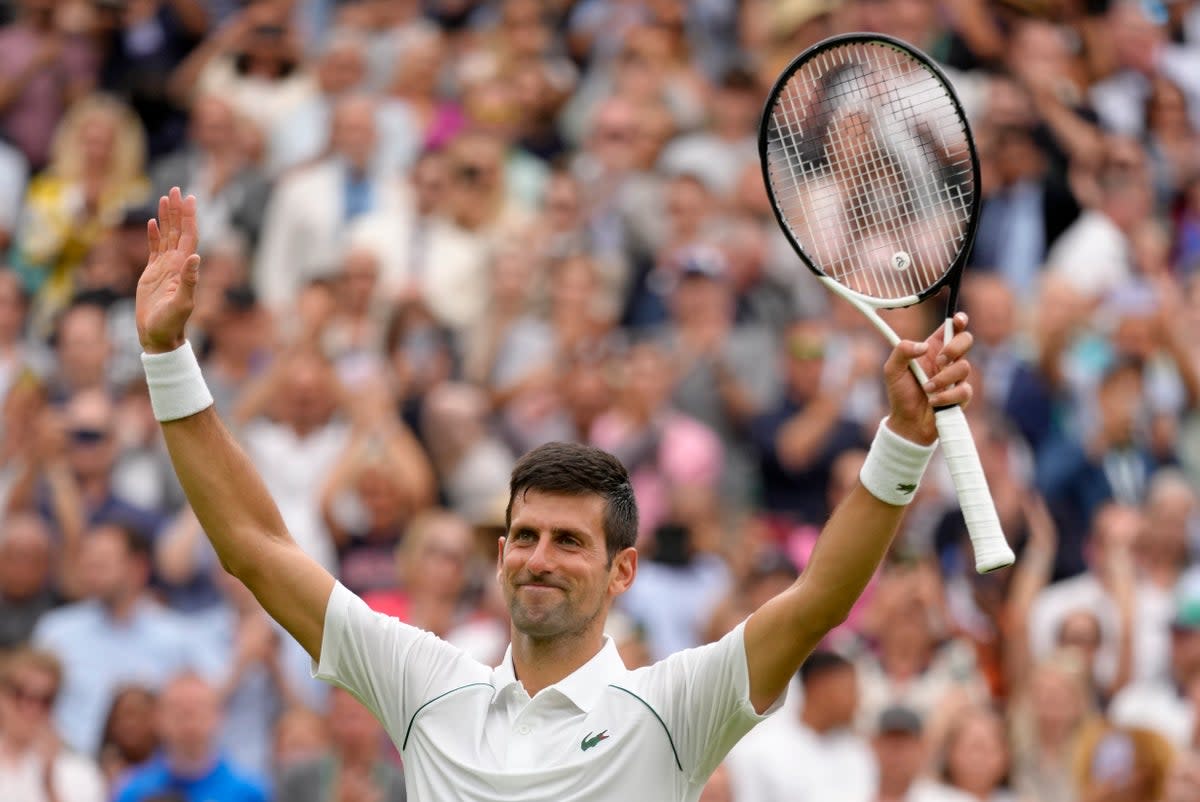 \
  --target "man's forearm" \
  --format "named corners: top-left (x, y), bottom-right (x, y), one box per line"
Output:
top-left (159, 407), bottom-right (292, 578)
top-left (791, 484), bottom-right (906, 628)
